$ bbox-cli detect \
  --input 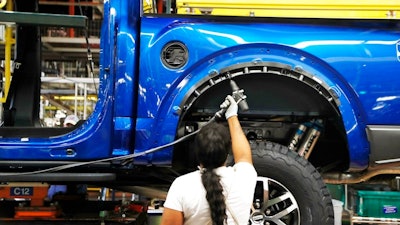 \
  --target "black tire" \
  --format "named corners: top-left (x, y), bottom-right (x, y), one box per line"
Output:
top-left (249, 141), bottom-right (334, 225)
